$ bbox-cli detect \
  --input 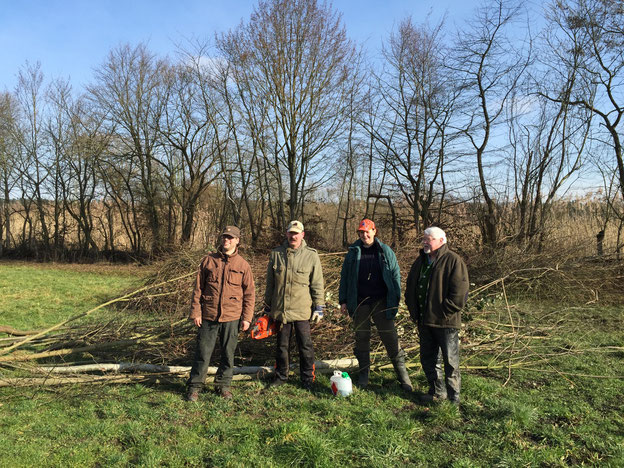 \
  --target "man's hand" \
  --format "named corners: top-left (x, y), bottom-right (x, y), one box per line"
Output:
top-left (311, 306), bottom-right (324, 323)
top-left (241, 320), bottom-right (250, 331)
top-left (193, 316), bottom-right (202, 327)
top-left (340, 304), bottom-right (348, 316)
